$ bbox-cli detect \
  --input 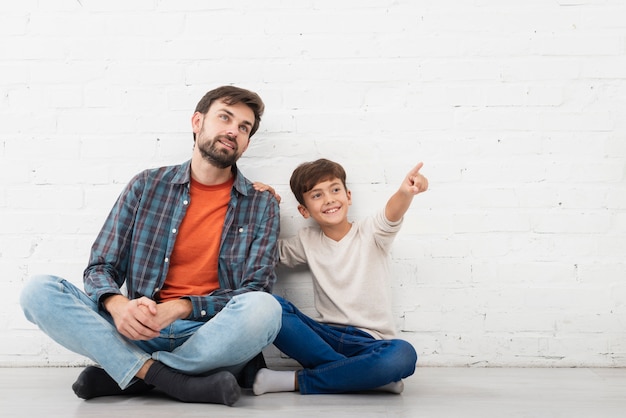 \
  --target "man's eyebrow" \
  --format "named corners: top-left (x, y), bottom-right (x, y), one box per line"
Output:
top-left (217, 108), bottom-right (253, 127)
